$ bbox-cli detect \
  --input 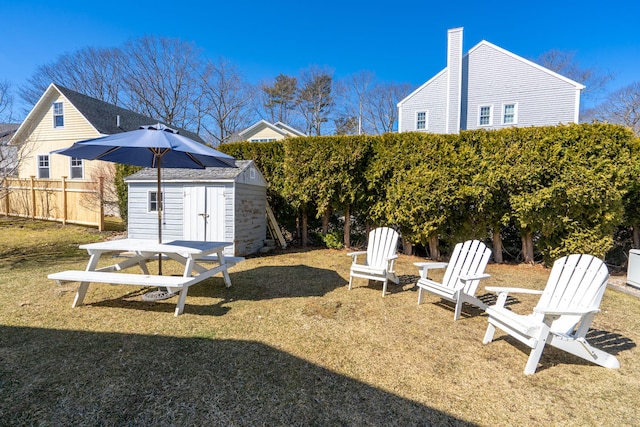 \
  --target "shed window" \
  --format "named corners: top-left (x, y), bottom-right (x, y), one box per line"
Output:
top-left (53, 102), bottom-right (64, 128)
top-left (479, 106), bottom-right (492, 126)
top-left (37, 154), bottom-right (50, 179)
top-left (416, 111), bottom-right (427, 130)
top-left (149, 191), bottom-right (164, 212)
top-left (70, 157), bottom-right (83, 179)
